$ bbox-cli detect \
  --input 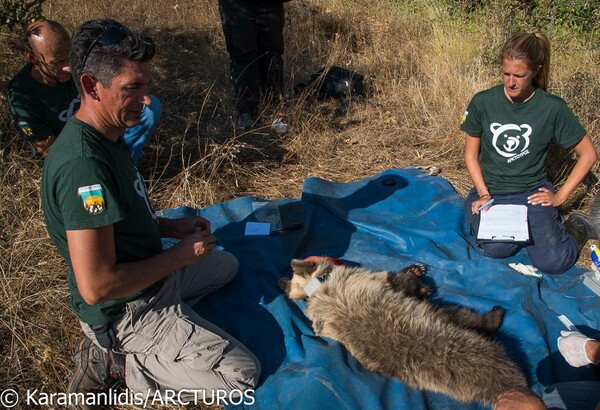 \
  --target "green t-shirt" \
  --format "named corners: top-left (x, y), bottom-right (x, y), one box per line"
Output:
top-left (41, 117), bottom-right (162, 325)
top-left (7, 63), bottom-right (80, 143)
top-left (460, 84), bottom-right (586, 193)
